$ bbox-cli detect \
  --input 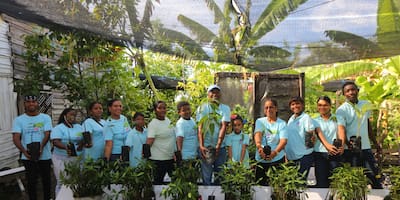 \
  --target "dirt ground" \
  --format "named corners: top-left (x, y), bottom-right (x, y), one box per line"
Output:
top-left (0, 171), bottom-right (56, 200)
